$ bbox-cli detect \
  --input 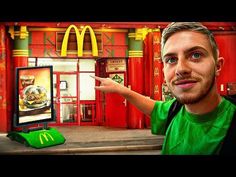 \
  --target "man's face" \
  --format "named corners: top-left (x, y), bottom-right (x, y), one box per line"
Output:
top-left (162, 31), bottom-right (217, 104)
